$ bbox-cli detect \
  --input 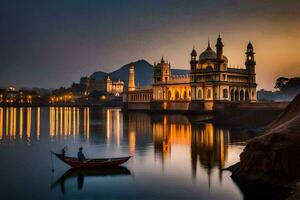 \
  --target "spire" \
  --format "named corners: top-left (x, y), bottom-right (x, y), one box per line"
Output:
top-left (191, 46), bottom-right (197, 56)
top-left (161, 56), bottom-right (165, 63)
top-left (206, 39), bottom-right (212, 50)
top-left (247, 41), bottom-right (253, 49)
